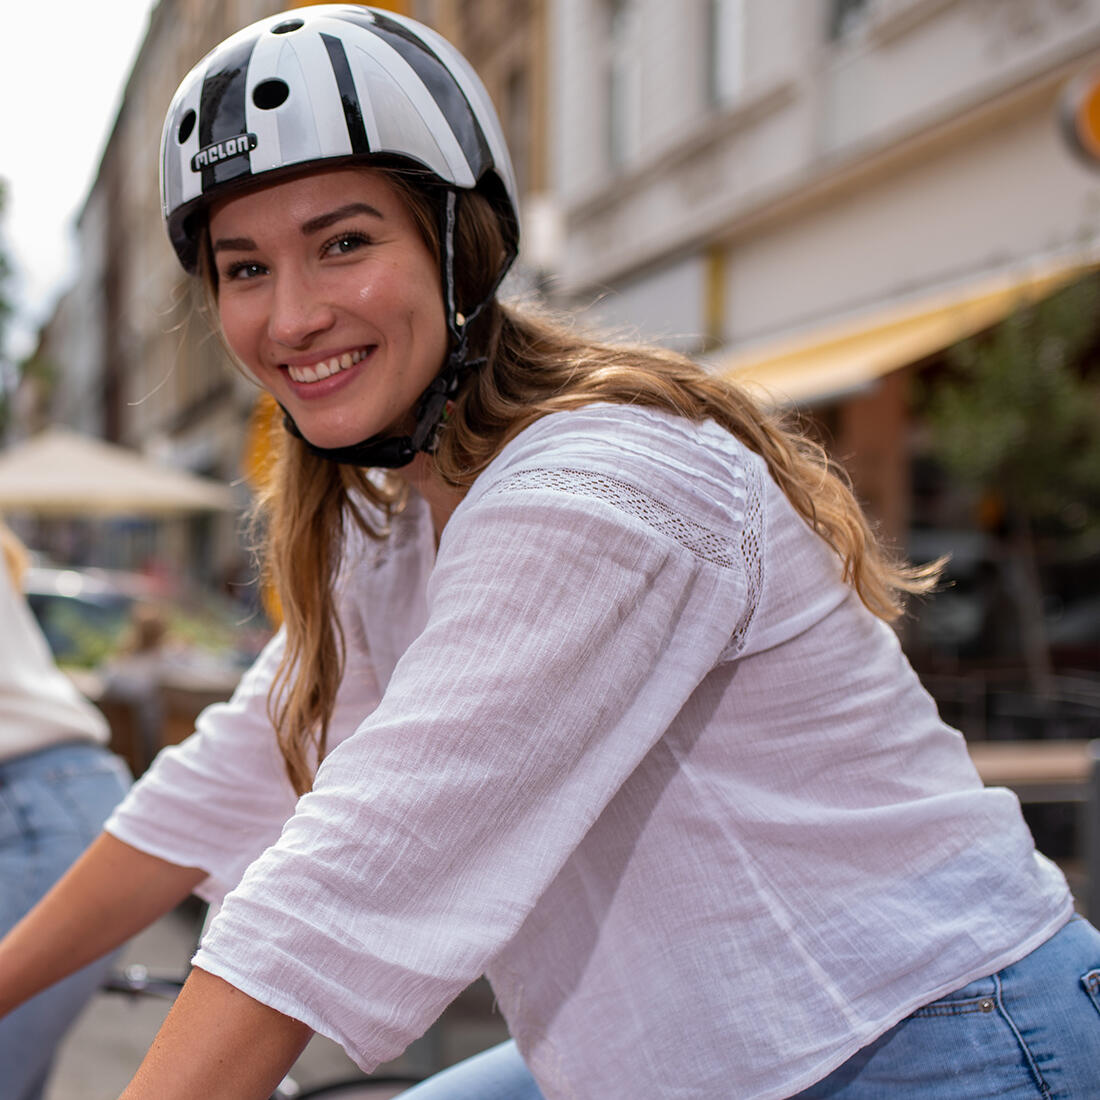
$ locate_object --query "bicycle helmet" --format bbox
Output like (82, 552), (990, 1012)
(160, 5), (520, 467)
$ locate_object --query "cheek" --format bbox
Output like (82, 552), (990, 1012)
(412, 281), (448, 348)
(217, 298), (258, 362)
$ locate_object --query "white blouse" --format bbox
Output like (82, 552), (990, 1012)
(1, 559), (108, 763)
(106, 404), (1071, 1099)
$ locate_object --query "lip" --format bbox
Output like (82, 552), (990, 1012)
(280, 345), (375, 398)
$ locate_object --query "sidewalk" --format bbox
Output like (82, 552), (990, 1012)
(47, 903), (508, 1097)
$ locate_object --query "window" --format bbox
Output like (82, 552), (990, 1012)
(828, 0), (871, 40)
(605, 0), (642, 167)
(707, 0), (746, 107)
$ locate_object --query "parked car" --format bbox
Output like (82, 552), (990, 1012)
(23, 565), (144, 667)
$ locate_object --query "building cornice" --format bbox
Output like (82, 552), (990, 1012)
(566, 75), (799, 225)
(560, 22), (1100, 297)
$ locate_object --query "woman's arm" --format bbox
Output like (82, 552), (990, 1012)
(115, 412), (753, 1078)
(182, 421), (753, 1070)
(0, 832), (205, 1018)
(103, 625), (379, 903)
(120, 967), (312, 1100)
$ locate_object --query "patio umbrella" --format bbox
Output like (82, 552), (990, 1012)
(0, 428), (238, 517)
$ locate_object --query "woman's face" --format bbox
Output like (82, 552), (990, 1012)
(209, 167), (448, 454)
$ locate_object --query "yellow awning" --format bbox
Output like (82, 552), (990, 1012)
(717, 257), (1095, 406)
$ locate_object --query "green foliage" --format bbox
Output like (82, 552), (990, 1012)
(39, 599), (133, 670)
(164, 600), (252, 659)
(49, 597), (260, 672)
(924, 275), (1100, 535)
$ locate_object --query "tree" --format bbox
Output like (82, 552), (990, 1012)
(922, 274), (1100, 693)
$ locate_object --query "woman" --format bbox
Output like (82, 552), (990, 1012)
(0, 522), (131, 1100)
(0, 8), (1097, 1098)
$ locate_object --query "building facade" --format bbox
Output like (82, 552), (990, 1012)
(552, 0), (1100, 542)
(28, 0), (1100, 580)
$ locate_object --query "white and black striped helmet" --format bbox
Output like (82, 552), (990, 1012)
(160, 4), (519, 275)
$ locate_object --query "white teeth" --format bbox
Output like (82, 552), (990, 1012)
(286, 348), (368, 383)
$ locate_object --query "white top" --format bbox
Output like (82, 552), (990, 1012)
(0, 559), (109, 762)
(106, 404), (1071, 1099)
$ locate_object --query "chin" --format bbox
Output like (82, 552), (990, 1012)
(305, 429), (375, 451)
(295, 413), (409, 453)
(285, 395), (414, 451)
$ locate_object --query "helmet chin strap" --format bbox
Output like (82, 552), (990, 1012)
(280, 189), (500, 470)
(280, 337), (480, 469)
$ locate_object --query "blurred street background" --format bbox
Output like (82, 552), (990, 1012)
(3, 0), (1100, 1093)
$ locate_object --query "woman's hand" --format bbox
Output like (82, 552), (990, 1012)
(119, 967), (313, 1100)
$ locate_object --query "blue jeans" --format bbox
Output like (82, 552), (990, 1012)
(794, 914), (1100, 1098)
(0, 741), (131, 1100)
(396, 1040), (543, 1100)
(399, 915), (1100, 1099)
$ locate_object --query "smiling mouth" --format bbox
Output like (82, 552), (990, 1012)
(285, 347), (370, 384)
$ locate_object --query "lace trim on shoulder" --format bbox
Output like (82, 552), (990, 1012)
(490, 463), (766, 657)
(726, 460), (764, 658)
(490, 467), (736, 569)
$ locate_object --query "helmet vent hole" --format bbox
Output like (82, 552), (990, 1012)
(177, 109), (196, 144)
(253, 79), (290, 110)
(271, 19), (303, 34)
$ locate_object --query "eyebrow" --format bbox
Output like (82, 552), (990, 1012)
(301, 202), (385, 236)
(211, 236), (257, 254)
(211, 202), (386, 254)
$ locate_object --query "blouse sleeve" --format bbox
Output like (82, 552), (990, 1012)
(104, 623), (385, 904)
(192, 411), (756, 1068)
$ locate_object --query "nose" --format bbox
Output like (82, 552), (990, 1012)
(266, 270), (336, 349)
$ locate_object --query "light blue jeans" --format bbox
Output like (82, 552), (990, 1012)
(398, 914), (1100, 1098)
(794, 914), (1100, 1098)
(0, 741), (131, 1100)
(396, 1040), (543, 1100)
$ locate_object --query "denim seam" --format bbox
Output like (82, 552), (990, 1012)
(0, 782), (34, 842)
(0, 783), (48, 912)
(991, 972), (1052, 1099)
(912, 997), (995, 1017)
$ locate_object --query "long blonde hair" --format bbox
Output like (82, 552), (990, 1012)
(209, 169), (939, 795)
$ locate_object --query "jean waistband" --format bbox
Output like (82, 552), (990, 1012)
(0, 739), (111, 781)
